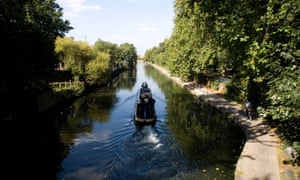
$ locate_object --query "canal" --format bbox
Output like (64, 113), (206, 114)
(51, 62), (244, 179)
(5, 62), (244, 179)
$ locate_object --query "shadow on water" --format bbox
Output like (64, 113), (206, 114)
(2, 62), (245, 180)
(143, 64), (246, 179)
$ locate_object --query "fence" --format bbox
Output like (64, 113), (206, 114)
(49, 81), (84, 91)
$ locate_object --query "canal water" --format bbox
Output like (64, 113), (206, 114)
(52, 62), (245, 179)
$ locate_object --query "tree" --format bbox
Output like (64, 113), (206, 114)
(93, 39), (119, 67)
(85, 52), (112, 86)
(0, 0), (72, 89)
(119, 43), (137, 69)
(251, 0), (300, 140)
(55, 37), (93, 80)
(145, 0), (300, 141)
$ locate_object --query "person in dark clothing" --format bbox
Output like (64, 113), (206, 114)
(139, 82), (152, 102)
(245, 100), (253, 120)
(136, 82), (156, 118)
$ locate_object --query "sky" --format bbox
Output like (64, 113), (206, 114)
(56, 0), (175, 56)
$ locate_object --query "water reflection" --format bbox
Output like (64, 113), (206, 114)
(144, 64), (245, 178)
(55, 62), (244, 180)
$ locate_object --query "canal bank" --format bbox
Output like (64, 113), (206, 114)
(148, 62), (281, 180)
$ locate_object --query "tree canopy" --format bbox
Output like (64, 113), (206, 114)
(145, 0), (300, 142)
(0, 0), (72, 89)
(55, 37), (138, 87)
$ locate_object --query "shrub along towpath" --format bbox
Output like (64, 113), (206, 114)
(148, 62), (281, 180)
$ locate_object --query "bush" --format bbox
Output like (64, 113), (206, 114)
(225, 80), (242, 102)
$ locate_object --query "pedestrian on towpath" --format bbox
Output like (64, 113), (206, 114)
(245, 100), (253, 120)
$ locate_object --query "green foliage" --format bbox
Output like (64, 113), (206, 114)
(93, 39), (118, 64)
(262, 73), (300, 120)
(93, 39), (138, 70)
(85, 52), (112, 86)
(252, 0), (300, 141)
(225, 79), (243, 102)
(293, 142), (300, 155)
(0, 0), (72, 89)
(55, 37), (138, 87)
(145, 0), (300, 141)
(208, 78), (219, 91)
(119, 43), (138, 69)
(55, 37), (93, 78)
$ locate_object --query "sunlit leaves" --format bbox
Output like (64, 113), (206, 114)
(85, 52), (111, 86)
(143, 0), (300, 142)
(254, 1), (300, 138)
(55, 37), (93, 77)
(119, 43), (138, 69)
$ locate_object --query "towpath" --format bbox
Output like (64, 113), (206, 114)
(149, 62), (281, 180)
